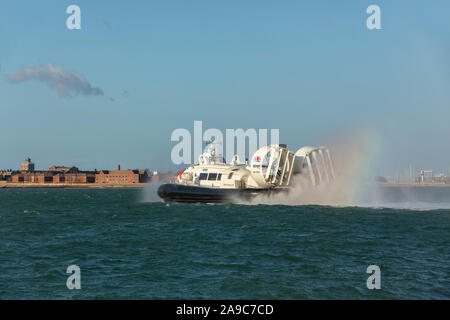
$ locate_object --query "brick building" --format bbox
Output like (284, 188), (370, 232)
(48, 165), (73, 172)
(12, 171), (54, 183)
(50, 166), (96, 183)
(21, 157), (35, 172)
(10, 158), (150, 185)
(53, 172), (96, 184)
(12, 163), (96, 184)
(0, 170), (13, 181)
(96, 167), (149, 184)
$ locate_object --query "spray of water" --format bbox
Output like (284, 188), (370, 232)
(235, 131), (381, 207)
(140, 183), (163, 203)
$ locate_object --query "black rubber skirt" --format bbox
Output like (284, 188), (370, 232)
(157, 183), (283, 203)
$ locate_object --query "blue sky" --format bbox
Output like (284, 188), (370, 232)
(1, 0), (449, 176)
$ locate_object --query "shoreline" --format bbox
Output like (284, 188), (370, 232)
(376, 182), (450, 188)
(0, 182), (150, 189)
(1, 182), (449, 189)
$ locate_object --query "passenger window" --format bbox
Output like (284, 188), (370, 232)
(217, 173), (222, 181)
(228, 173), (233, 179)
(199, 173), (208, 180)
(208, 173), (217, 180)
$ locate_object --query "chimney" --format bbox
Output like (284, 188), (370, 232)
(118, 164), (121, 171)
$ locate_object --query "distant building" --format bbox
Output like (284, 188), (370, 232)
(53, 172), (96, 184)
(96, 166), (149, 184)
(9, 158), (153, 185)
(12, 171), (53, 183)
(12, 160), (96, 184)
(0, 170), (13, 181)
(150, 171), (177, 184)
(12, 170), (96, 184)
(374, 176), (388, 183)
(21, 157), (35, 172)
(48, 165), (75, 172)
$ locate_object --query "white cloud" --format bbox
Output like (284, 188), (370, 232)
(6, 63), (103, 97)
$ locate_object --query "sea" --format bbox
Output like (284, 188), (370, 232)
(0, 186), (448, 299)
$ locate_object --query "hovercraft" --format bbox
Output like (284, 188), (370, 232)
(157, 142), (335, 203)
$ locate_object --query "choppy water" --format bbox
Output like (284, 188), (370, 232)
(0, 187), (448, 299)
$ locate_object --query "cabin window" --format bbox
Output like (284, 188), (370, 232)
(208, 173), (217, 180)
(199, 173), (208, 180)
(228, 172), (233, 179)
(217, 173), (222, 181)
